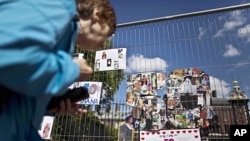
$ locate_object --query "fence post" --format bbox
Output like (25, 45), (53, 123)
(228, 80), (249, 125)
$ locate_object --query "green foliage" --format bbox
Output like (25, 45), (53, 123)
(51, 40), (124, 141)
(74, 40), (125, 102)
(51, 111), (118, 141)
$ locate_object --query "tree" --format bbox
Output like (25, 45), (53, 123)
(75, 40), (124, 112)
(51, 40), (125, 141)
(52, 110), (118, 141)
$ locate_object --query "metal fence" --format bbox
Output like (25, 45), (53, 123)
(50, 3), (250, 141)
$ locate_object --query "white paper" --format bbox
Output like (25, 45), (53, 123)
(94, 48), (127, 71)
(69, 81), (103, 105)
(140, 129), (201, 141)
(38, 116), (55, 140)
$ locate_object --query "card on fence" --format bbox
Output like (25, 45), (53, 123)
(38, 116), (55, 140)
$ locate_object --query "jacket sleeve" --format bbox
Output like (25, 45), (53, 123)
(0, 0), (80, 97)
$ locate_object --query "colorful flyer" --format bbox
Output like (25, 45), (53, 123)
(69, 81), (103, 105)
(140, 129), (201, 141)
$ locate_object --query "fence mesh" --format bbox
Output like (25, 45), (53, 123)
(50, 4), (250, 141)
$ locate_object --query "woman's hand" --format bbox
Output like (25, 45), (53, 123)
(74, 59), (93, 81)
(50, 98), (87, 116)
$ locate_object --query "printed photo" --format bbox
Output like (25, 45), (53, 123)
(94, 48), (127, 71)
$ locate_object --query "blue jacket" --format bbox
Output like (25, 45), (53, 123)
(0, 0), (80, 140)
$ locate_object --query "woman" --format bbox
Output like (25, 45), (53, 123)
(0, 0), (116, 140)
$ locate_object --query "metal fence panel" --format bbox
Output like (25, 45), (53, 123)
(50, 4), (250, 141)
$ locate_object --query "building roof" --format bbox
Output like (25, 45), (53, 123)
(211, 98), (231, 106)
(95, 110), (132, 120)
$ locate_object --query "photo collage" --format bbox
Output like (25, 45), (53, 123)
(164, 68), (213, 129)
(125, 68), (214, 130)
(126, 72), (167, 130)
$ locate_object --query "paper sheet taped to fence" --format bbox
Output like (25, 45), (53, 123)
(94, 48), (127, 71)
(69, 81), (102, 105)
(140, 128), (201, 141)
(38, 116), (55, 140)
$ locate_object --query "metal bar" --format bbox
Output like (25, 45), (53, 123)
(117, 3), (250, 27)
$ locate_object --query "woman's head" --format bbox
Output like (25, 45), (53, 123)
(126, 93), (134, 105)
(125, 115), (133, 123)
(76, 0), (116, 50)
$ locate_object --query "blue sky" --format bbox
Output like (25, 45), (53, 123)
(109, 0), (250, 24)
(108, 0), (250, 102)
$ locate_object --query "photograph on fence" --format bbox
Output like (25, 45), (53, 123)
(38, 116), (55, 140)
(163, 68), (214, 130)
(69, 81), (103, 105)
(125, 72), (168, 129)
(94, 48), (127, 71)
